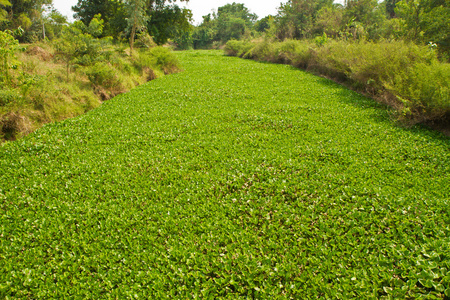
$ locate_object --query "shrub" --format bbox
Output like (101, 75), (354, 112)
(224, 40), (253, 57)
(85, 62), (121, 89)
(146, 46), (181, 75)
(275, 40), (311, 66)
(84, 62), (125, 100)
(0, 30), (21, 84)
(245, 41), (276, 61)
(135, 32), (157, 49)
(387, 62), (450, 122)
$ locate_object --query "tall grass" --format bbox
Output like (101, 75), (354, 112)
(225, 39), (450, 125)
(0, 44), (181, 141)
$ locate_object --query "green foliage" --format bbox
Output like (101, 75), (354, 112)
(314, 32), (329, 46)
(192, 15), (216, 49)
(85, 62), (122, 89)
(172, 28), (194, 50)
(145, 46), (181, 74)
(315, 5), (344, 38)
(134, 31), (156, 49)
(0, 87), (20, 106)
(214, 2), (257, 42)
(125, 0), (148, 56)
(224, 39), (254, 57)
(73, 0), (128, 38)
(254, 15), (273, 33)
(0, 29), (21, 84)
(1, 29), (181, 140)
(192, 3), (258, 48)
(147, 4), (192, 45)
(53, 15), (110, 78)
(343, 0), (387, 40)
(275, 0), (334, 40)
(72, 0), (192, 45)
(387, 62), (450, 122)
(0, 0), (11, 22)
(0, 0), (55, 42)
(395, 0), (450, 56)
(0, 50), (449, 298)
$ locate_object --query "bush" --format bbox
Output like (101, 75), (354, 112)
(387, 62), (450, 122)
(146, 46), (181, 75)
(85, 62), (121, 89)
(1, 37), (182, 142)
(135, 32), (157, 49)
(245, 41), (276, 61)
(224, 40), (253, 57)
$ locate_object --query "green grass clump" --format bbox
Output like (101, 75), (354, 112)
(224, 39), (255, 57)
(225, 39), (450, 125)
(1, 50), (449, 298)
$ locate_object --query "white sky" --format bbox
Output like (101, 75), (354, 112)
(52, 0), (344, 25)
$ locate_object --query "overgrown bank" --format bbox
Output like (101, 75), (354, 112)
(225, 39), (450, 127)
(0, 26), (181, 142)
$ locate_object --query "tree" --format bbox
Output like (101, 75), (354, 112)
(0, 0), (11, 23)
(343, 0), (386, 40)
(73, 0), (191, 44)
(125, 0), (147, 57)
(54, 14), (107, 79)
(44, 8), (68, 39)
(216, 2), (257, 26)
(255, 15), (273, 33)
(0, 29), (21, 84)
(213, 3), (257, 42)
(1, 0), (52, 41)
(191, 2), (257, 46)
(275, 0), (334, 40)
(146, 4), (192, 45)
(192, 14), (216, 49)
(385, 0), (401, 18)
(73, 0), (127, 38)
(396, 0), (450, 55)
(315, 5), (344, 38)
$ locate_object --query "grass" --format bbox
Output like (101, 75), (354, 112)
(1, 50), (449, 298)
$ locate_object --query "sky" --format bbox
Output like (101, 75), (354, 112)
(52, 0), (283, 24)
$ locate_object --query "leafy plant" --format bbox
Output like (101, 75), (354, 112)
(0, 50), (448, 298)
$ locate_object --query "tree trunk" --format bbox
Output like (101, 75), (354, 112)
(130, 23), (136, 58)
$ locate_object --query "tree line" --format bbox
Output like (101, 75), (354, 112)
(188, 0), (448, 59)
(0, 0), (448, 57)
(0, 0), (191, 49)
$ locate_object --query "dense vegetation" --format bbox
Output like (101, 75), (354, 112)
(1, 0), (449, 136)
(0, 0), (191, 46)
(1, 50), (449, 298)
(0, 0), (188, 141)
(0, 18), (181, 141)
(184, 0), (449, 58)
(186, 0), (449, 126)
